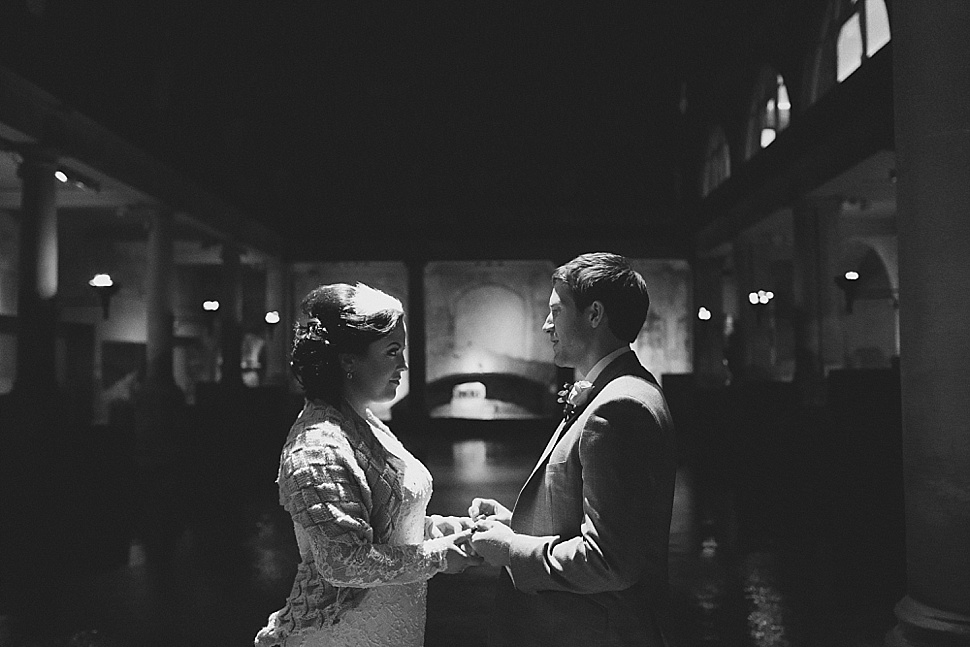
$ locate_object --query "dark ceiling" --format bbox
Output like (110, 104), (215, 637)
(0, 1), (791, 258)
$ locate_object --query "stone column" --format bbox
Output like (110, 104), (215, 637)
(12, 147), (60, 403)
(263, 258), (290, 387)
(887, 2), (970, 645)
(219, 243), (243, 389)
(144, 209), (176, 391)
(405, 259), (428, 423)
(132, 209), (185, 564)
(732, 238), (773, 381)
(692, 257), (728, 389)
(134, 208), (183, 463)
(792, 196), (842, 408)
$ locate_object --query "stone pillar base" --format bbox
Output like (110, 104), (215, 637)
(886, 596), (970, 647)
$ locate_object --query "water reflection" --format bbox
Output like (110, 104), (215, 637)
(452, 439), (489, 481)
(741, 553), (793, 647)
(9, 435), (889, 647)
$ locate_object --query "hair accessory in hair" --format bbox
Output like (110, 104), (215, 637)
(306, 318), (330, 346)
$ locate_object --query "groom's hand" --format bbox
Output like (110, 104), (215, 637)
(469, 519), (513, 567)
(437, 530), (484, 574)
(468, 497), (512, 526)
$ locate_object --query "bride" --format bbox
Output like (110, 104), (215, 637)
(255, 283), (480, 647)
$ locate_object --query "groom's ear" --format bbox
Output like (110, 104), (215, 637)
(587, 300), (606, 329)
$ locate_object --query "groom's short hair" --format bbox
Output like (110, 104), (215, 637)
(552, 252), (650, 343)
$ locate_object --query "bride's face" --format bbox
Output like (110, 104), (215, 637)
(343, 320), (408, 406)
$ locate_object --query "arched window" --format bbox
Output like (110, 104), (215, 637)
(837, 0), (891, 81)
(808, 0), (891, 103)
(745, 68), (791, 160)
(701, 126), (731, 197)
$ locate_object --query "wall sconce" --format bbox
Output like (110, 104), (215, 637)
(834, 271), (860, 314)
(55, 166), (101, 192)
(202, 299), (220, 332)
(697, 306), (712, 321)
(89, 273), (119, 320)
(747, 290), (774, 324)
(264, 310), (281, 336)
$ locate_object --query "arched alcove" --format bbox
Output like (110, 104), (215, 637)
(837, 242), (898, 367)
(453, 283), (528, 370)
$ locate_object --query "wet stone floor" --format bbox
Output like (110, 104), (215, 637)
(2, 436), (902, 647)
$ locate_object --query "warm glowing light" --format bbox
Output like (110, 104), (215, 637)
(55, 170), (69, 183)
(750, 290), (774, 305)
(88, 273), (114, 288)
(698, 307), (712, 321)
(760, 128), (776, 147)
(844, 271), (859, 281)
(264, 310), (280, 325)
(203, 300), (220, 312)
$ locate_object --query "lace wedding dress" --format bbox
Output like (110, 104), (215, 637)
(256, 403), (439, 647)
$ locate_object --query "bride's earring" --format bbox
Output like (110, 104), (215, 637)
(346, 371), (354, 380)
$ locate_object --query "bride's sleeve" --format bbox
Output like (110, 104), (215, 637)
(280, 433), (447, 588)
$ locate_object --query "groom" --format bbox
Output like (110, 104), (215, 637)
(469, 252), (677, 647)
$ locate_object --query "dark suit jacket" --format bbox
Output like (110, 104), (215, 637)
(489, 351), (677, 647)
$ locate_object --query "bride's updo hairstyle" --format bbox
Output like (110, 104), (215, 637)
(291, 282), (405, 406)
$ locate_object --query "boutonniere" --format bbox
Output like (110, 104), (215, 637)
(557, 380), (594, 420)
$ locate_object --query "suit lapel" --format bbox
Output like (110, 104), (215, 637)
(524, 412), (573, 487)
(517, 351), (650, 497)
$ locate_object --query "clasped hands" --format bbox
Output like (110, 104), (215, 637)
(427, 497), (515, 574)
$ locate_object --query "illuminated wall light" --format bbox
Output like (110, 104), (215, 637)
(88, 273), (114, 288)
(264, 310), (281, 325)
(748, 290), (774, 323)
(88, 273), (119, 319)
(835, 272), (860, 313)
(697, 306), (712, 321)
(202, 299), (221, 333)
(761, 128), (776, 147)
(53, 167), (101, 192)
(749, 290), (774, 305)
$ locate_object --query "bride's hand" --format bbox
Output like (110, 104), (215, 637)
(426, 514), (471, 539)
(433, 531), (484, 574)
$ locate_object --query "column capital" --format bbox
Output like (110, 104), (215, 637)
(16, 145), (59, 174)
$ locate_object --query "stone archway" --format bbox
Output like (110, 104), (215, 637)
(452, 284), (528, 373)
(836, 242), (898, 367)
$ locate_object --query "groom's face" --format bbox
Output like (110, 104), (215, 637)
(543, 282), (592, 368)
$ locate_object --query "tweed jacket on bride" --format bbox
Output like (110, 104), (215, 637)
(255, 399), (445, 646)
